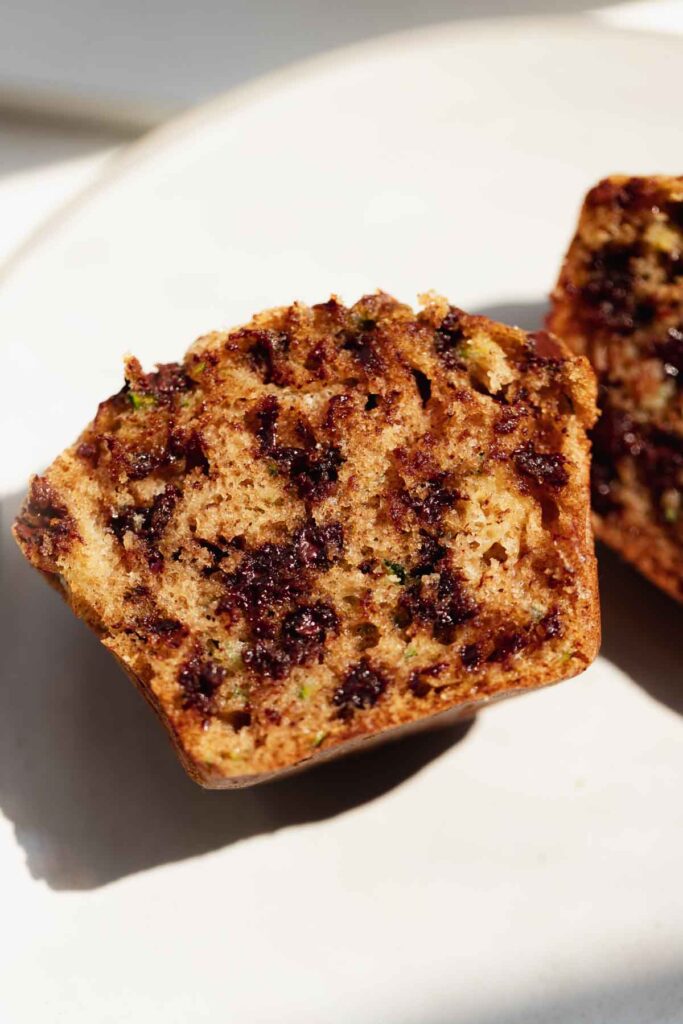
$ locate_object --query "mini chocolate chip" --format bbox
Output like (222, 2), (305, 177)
(514, 443), (568, 489)
(333, 657), (387, 715)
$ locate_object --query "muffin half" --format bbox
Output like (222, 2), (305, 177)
(15, 293), (599, 786)
(549, 175), (683, 601)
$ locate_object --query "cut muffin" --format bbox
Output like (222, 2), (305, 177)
(14, 293), (599, 787)
(549, 175), (683, 601)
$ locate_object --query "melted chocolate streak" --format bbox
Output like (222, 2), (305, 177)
(215, 520), (344, 681)
(253, 396), (343, 503)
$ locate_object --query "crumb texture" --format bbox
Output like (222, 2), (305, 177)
(15, 293), (599, 786)
(549, 175), (683, 600)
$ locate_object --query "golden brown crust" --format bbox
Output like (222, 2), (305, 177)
(14, 293), (600, 786)
(549, 175), (683, 601)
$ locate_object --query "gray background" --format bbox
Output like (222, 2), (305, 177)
(1, 0), (626, 117)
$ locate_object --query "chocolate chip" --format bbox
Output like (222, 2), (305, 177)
(342, 321), (383, 373)
(579, 245), (654, 333)
(333, 658), (387, 715)
(126, 360), (195, 406)
(398, 473), (461, 527)
(653, 325), (683, 381)
(460, 642), (482, 670)
(539, 609), (562, 640)
(14, 476), (78, 571)
(178, 654), (226, 715)
(109, 484), (180, 571)
(488, 631), (526, 663)
(245, 329), (291, 385)
(218, 521), (343, 680)
(434, 308), (466, 367)
(399, 568), (477, 644)
(514, 443), (568, 489)
(250, 396), (344, 503)
(411, 367), (432, 406)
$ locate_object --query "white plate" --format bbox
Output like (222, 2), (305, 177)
(1, 16), (682, 1024)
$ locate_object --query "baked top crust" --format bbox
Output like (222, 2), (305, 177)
(15, 292), (599, 786)
(549, 175), (683, 601)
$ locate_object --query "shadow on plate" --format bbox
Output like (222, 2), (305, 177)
(597, 543), (683, 716)
(423, 963), (683, 1024)
(473, 297), (547, 332)
(0, 490), (472, 891)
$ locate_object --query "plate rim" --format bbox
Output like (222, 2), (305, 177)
(1, 11), (681, 289)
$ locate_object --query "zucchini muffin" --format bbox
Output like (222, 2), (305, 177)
(14, 293), (599, 787)
(549, 175), (683, 600)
